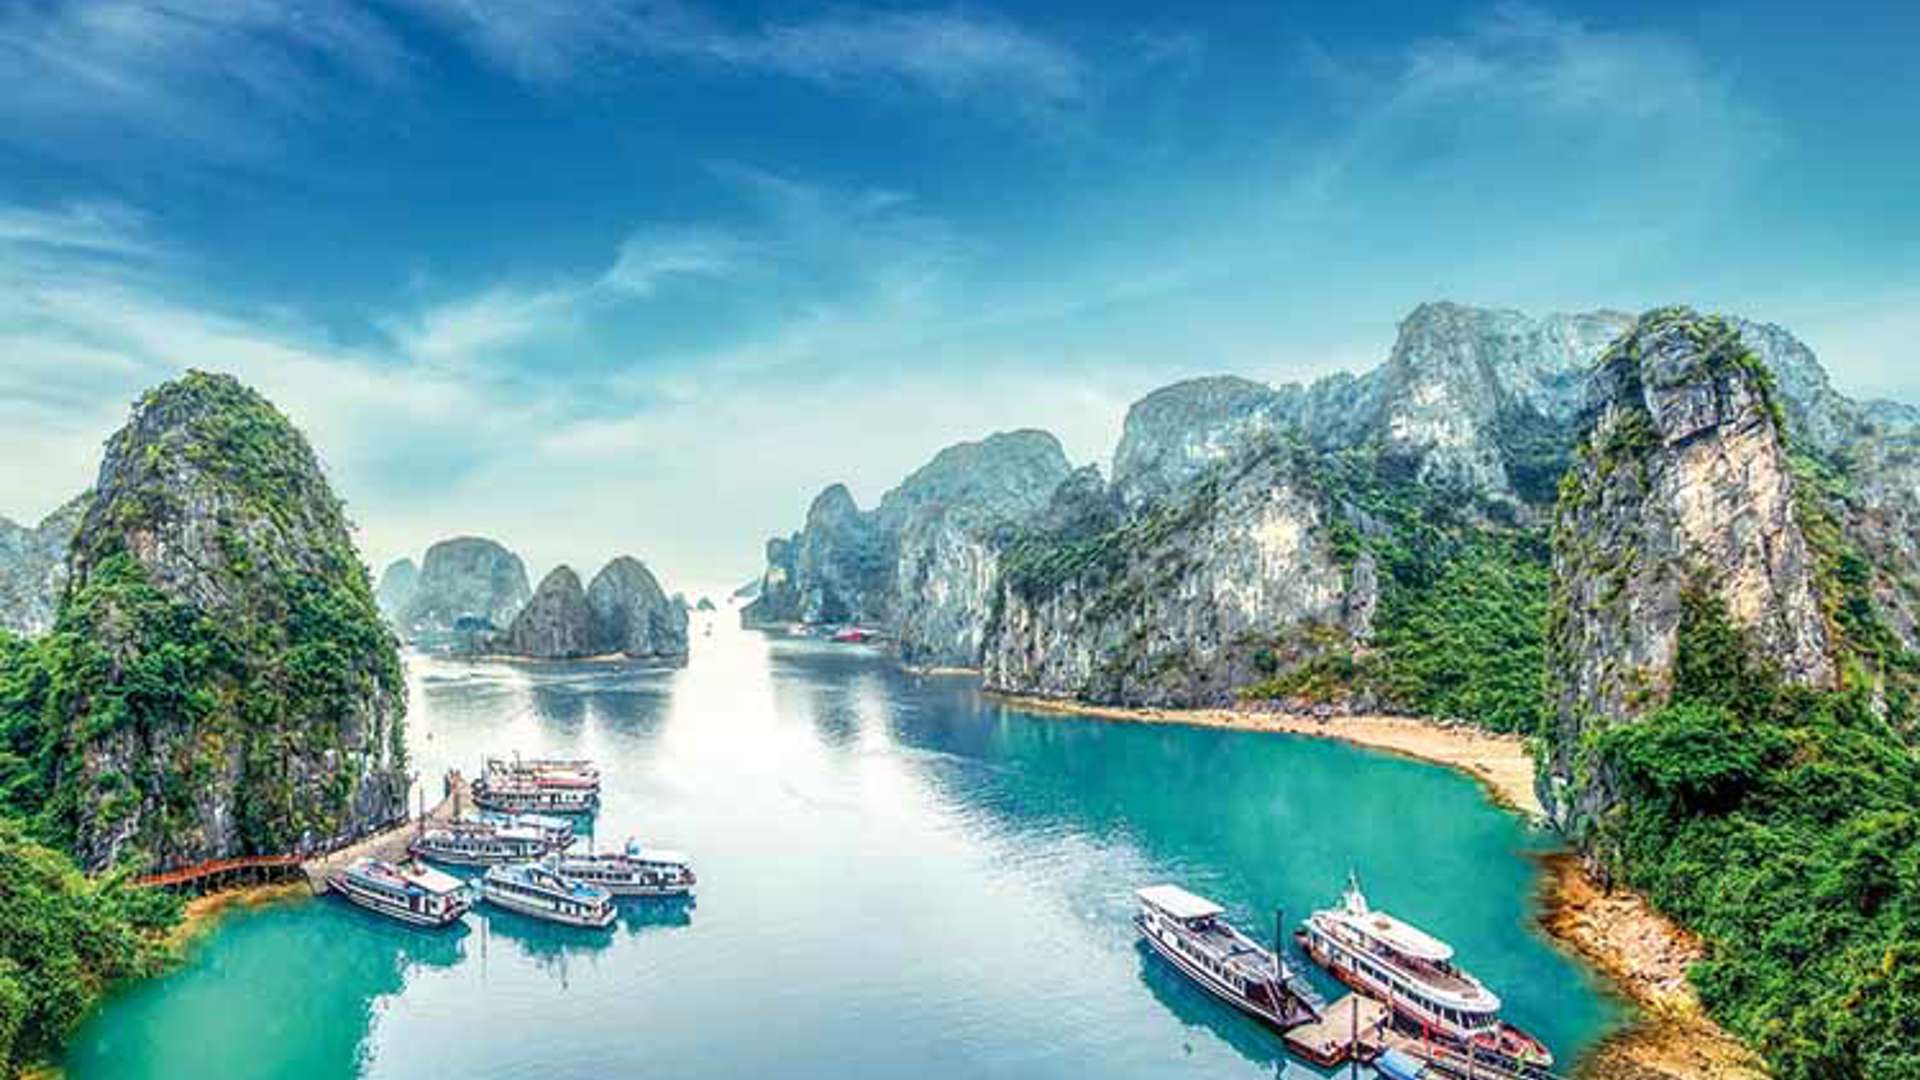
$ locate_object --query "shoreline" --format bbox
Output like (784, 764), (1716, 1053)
(1539, 854), (1767, 1079)
(167, 880), (313, 951)
(986, 689), (1767, 1079)
(985, 691), (1544, 818)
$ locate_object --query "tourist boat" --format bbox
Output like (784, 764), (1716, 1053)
(1297, 874), (1553, 1070)
(1134, 885), (1322, 1031)
(473, 809), (577, 850)
(471, 772), (600, 814)
(480, 862), (617, 928)
(548, 839), (696, 897)
(327, 858), (474, 928)
(484, 755), (600, 792)
(409, 818), (555, 866)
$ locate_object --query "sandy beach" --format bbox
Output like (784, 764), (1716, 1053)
(986, 692), (1545, 818)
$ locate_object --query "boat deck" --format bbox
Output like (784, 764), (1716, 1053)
(1379, 1028), (1567, 1080)
(1282, 993), (1388, 1066)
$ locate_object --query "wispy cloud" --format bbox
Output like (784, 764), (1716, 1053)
(0, 201), (156, 258)
(0, 0), (411, 158)
(390, 225), (750, 368)
(394, 0), (1084, 117)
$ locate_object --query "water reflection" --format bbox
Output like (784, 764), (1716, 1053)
(68, 617), (1614, 1080)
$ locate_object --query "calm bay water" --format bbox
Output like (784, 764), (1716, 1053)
(67, 610), (1621, 1078)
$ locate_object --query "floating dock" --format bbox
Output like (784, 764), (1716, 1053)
(1282, 992), (1389, 1065)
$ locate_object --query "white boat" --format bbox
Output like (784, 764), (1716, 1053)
(1298, 874), (1553, 1069)
(481, 862), (617, 928)
(327, 858), (474, 928)
(470, 773), (599, 814)
(548, 839), (696, 897)
(485, 755), (599, 792)
(472, 809), (577, 850)
(409, 819), (554, 866)
(1134, 885), (1321, 1031)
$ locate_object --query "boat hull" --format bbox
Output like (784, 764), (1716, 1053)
(328, 874), (470, 928)
(482, 884), (617, 928)
(1135, 915), (1299, 1030)
(1297, 929), (1553, 1073)
(407, 842), (547, 867)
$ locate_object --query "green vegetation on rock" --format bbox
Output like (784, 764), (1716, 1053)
(0, 818), (179, 1073)
(1595, 589), (1920, 1077)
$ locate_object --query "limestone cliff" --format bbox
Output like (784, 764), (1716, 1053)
(1543, 309), (1834, 830)
(0, 492), (89, 636)
(1108, 304), (1634, 511)
(744, 430), (1071, 665)
(504, 566), (597, 659)
(49, 372), (407, 871)
(586, 556), (689, 664)
(401, 536), (530, 636)
(985, 441), (1369, 705)
(374, 557), (418, 623)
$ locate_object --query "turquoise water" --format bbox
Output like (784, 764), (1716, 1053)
(67, 613), (1620, 1078)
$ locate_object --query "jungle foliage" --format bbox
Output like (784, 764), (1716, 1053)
(1596, 590), (1920, 1078)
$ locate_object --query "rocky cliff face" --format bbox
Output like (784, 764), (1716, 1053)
(744, 430), (1071, 665)
(504, 566), (597, 659)
(401, 536), (530, 635)
(1543, 309), (1836, 830)
(374, 557), (417, 623)
(1107, 304), (1633, 511)
(0, 492), (89, 636)
(984, 441), (1369, 705)
(586, 556), (689, 663)
(51, 372), (406, 870)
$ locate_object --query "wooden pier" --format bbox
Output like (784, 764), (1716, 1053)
(301, 771), (470, 892)
(1282, 993), (1389, 1066)
(134, 771), (471, 897)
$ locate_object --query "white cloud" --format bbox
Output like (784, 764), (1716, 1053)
(393, 0), (1083, 116)
(0, 0), (411, 157)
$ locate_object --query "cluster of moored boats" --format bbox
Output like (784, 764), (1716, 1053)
(1136, 873), (1555, 1079)
(328, 756), (695, 931)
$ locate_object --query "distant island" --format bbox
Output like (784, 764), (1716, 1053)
(374, 541), (688, 666)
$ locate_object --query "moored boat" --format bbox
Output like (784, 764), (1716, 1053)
(409, 818), (555, 866)
(549, 839), (696, 897)
(327, 858), (474, 928)
(486, 755), (599, 791)
(1297, 874), (1553, 1071)
(481, 862), (617, 928)
(473, 809), (577, 850)
(1134, 884), (1322, 1031)
(471, 773), (600, 814)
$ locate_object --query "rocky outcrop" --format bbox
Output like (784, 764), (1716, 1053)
(1107, 304), (1633, 510)
(52, 372), (406, 871)
(1543, 309), (1835, 831)
(374, 557), (417, 623)
(984, 441), (1371, 705)
(0, 492), (89, 636)
(401, 536), (530, 635)
(586, 556), (688, 663)
(504, 566), (597, 659)
(744, 430), (1072, 665)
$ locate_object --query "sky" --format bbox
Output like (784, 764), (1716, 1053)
(2, 0), (1917, 590)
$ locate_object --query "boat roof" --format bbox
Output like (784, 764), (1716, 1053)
(623, 839), (688, 863)
(363, 859), (465, 895)
(1326, 905), (1455, 963)
(1136, 884), (1224, 921)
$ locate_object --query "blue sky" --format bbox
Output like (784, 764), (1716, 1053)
(3, 0), (1916, 589)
